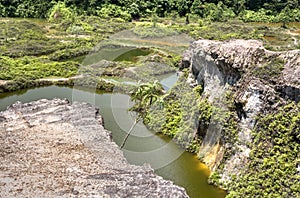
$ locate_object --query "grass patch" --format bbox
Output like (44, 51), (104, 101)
(0, 56), (79, 80)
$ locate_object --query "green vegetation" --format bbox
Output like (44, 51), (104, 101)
(0, 55), (79, 92)
(48, 2), (75, 23)
(227, 103), (300, 197)
(133, 25), (178, 38)
(130, 80), (164, 111)
(138, 75), (203, 152)
(0, 0), (299, 24)
(0, 16), (132, 92)
(251, 57), (284, 83)
(0, 2), (299, 197)
(0, 56), (78, 80)
(131, 72), (239, 155)
(129, 61), (299, 198)
(0, 17), (130, 58)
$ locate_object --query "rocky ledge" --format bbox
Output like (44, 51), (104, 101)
(0, 99), (188, 197)
(182, 39), (299, 103)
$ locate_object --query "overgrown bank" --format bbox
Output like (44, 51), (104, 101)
(225, 103), (300, 197)
(181, 40), (299, 197)
(136, 77), (299, 198)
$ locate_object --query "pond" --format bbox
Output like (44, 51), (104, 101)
(67, 46), (151, 64)
(0, 82), (226, 198)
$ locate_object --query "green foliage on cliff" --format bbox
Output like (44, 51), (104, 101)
(140, 75), (202, 152)
(252, 57), (284, 83)
(226, 102), (300, 198)
(138, 73), (239, 155)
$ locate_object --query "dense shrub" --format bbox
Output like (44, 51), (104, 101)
(96, 4), (131, 21)
(227, 103), (300, 197)
(240, 7), (300, 23)
(48, 2), (75, 22)
(192, 2), (235, 22)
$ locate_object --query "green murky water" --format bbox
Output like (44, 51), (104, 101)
(67, 47), (151, 64)
(114, 48), (151, 62)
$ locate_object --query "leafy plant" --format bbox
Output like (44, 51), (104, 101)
(96, 4), (131, 21)
(48, 2), (75, 23)
(130, 80), (164, 111)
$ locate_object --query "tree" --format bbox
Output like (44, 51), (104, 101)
(48, 2), (75, 22)
(276, 5), (300, 28)
(223, 0), (246, 15)
(245, 0), (265, 11)
(191, 0), (202, 16)
(122, 81), (164, 149)
(199, 2), (235, 22)
(277, 6), (290, 28)
(130, 80), (164, 110)
(175, 0), (194, 17)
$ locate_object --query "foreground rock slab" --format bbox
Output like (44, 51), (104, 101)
(0, 98), (188, 198)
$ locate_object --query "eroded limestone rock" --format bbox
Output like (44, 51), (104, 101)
(0, 98), (188, 198)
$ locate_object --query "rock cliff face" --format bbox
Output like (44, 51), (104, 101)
(0, 99), (188, 197)
(181, 39), (299, 182)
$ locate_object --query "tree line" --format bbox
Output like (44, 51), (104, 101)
(0, 0), (299, 22)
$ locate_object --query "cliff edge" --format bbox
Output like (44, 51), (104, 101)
(181, 39), (299, 184)
(0, 98), (188, 197)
